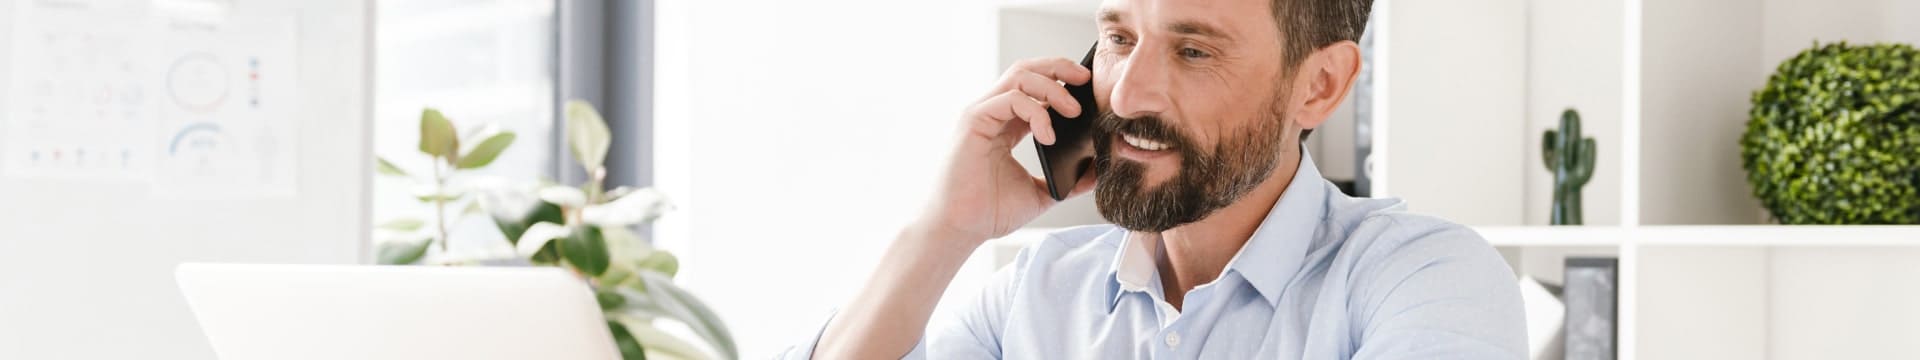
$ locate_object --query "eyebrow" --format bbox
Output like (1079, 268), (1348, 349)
(1096, 9), (1234, 41)
(1170, 21), (1230, 40)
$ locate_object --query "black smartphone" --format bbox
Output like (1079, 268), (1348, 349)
(1034, 43), (1100, 201)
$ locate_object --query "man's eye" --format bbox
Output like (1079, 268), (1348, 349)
(1107, 34), (1133, 46)
(1179, 47), (1211, 59)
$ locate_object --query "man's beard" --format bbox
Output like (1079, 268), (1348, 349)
(1091, 105), (1290, 232)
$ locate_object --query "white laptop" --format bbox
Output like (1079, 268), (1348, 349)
(176, 263), (620, 360)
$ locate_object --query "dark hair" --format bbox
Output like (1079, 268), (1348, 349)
(1273, 0), (1374, 67)
(1275, 0), (1373, 141)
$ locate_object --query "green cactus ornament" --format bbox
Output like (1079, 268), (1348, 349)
(1542, 109), (1596, 225)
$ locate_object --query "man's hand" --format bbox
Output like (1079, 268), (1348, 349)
(918, 57), (1099, 246)
(808, 57), (1097, 359)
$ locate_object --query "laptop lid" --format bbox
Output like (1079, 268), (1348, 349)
(176, 263), (619, 360)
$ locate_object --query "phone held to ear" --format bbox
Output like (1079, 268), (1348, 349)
(1034, 43), (1100, 201)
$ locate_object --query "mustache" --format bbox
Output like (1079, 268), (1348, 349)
(1095, 112), (1197, 151)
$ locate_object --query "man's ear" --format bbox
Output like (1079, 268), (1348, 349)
(1280, 41), (1363, 131)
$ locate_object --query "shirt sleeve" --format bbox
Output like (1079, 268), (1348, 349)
(1346, 216), (1530, 360)
(773, 243), (1034, 359)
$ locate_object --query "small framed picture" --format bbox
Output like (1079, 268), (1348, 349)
(1564, 257), (1618, 360)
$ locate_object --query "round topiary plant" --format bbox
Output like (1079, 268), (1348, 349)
(1742, 42), (1920, 224)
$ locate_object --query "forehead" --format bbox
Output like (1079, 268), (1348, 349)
(1097, 0), (1278, 39)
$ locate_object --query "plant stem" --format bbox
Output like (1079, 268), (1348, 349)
(434, 162), (450, 252)
(587, 167), (607, 204)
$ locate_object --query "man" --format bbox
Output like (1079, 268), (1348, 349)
(784, 0), (1525, 358)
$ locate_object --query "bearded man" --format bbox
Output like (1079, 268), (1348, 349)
(784, 0), (1526, 358)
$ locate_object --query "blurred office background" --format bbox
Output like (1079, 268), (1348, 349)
(4, 0), (1920, 359)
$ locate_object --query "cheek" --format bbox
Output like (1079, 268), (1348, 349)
(1171, 98), (1244, 148)
(1092, 56), (1123, 114)
(1167, 75), (1252, 145)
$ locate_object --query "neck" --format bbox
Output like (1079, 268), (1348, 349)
(1152, 148), (1302, 310)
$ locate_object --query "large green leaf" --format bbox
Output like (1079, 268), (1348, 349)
(413, 192), (464, 203)
(495, 201), (565, 245)
(529, 241), (561, 265)
(583, 188), (673, 227)
(376, 157), (409, 177)
(598, 261), (638, 292)
(601, 226), (653, 260)
(565, 100), (612, 171)
(636, 251), (680, 279)
(461, 201), (485, 216)
(611, 314), (714, 360)
(596, 288), (628, 311)
(515, 222), (572, 256)
(375, 238), (431, 265)
(539, 186), (590, 209)
(419, 109), (460, 160)
(376, 218), (426, 232)
(561, 226), (611, 276)
(455, 132), (517, 169)
(636, 272), (736, 360)
(607, 320), (649, 360)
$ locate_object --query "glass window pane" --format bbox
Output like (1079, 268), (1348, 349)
(372, 0), (555, 253)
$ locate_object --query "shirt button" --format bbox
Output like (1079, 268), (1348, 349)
(1165, 332), (1182, 348)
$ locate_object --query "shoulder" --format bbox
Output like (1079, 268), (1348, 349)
(991, 224), (1125, 295)
(1003, 224), (1124, 271)
(1322, 206), (1517, 315)
(1322, 198), (1502, 275)
(1326, 211), (1528, 357)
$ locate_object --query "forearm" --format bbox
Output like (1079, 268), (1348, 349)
(812, 223), (983, 359)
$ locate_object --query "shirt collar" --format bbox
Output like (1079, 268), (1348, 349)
(1106, 149), (1330, 310)
(1106, 230), (1161, 311)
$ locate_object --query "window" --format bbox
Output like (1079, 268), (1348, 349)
(372, 0), (557, 250)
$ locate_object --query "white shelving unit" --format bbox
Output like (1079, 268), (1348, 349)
(1486, 226), (1920, 359)
(989, 0), (1920, 359)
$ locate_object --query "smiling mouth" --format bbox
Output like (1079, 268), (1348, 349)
(1120, 133), (1173, 151)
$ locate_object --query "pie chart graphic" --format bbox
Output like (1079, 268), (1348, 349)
(166, 52), (230, 113)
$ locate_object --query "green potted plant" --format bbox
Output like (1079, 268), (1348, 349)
(1743, 42), (1920, 224)
(374, 101), (735, 360)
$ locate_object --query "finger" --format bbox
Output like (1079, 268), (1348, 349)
(970, 90), (1053, 144)
(1014, 57), (1092, 86)
(986, 57), (1093, 97)
(1015, 97), (1054, 145)
(1010, 70), (1082, 118)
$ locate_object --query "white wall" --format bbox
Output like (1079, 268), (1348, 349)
(1379, 0), (1529, 225)
(1770, 247), (1920, 359)
(1635, 247), (1769, 360)
(0, 1), (371, 359)
(1761, 0), (1920, 66)
(652, 0), (1001, 357)
(1637, 0), (1766, 225)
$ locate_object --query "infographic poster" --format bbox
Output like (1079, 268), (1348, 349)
(2, 0), (298, 199)
(149, 16), (299, 199)
(2, 5), (156, 182)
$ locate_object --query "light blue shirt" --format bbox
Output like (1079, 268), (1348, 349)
(783, 153), (1527, 359)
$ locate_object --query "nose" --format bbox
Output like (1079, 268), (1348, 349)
(1107, 48), (1172, 119)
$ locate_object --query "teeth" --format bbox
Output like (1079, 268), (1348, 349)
(1121, 133), (1170, 151)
